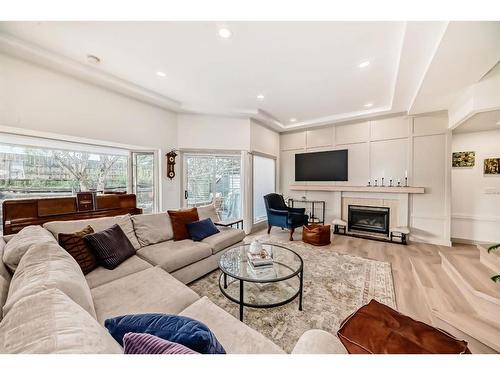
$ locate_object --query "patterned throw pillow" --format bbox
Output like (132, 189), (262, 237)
(84, 224), (136, 270)
(123, 332), (197, 354)
(167, 208), (199, 241)
(58, 225), (97, 274)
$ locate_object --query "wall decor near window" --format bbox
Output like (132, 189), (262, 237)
(484, 158), (500, 175)
(166, 150), (177, 179)
(452, 151), (475, 168)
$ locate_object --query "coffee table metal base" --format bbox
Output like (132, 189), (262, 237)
(218, 271), (303, 321)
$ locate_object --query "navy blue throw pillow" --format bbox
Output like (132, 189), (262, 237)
(104, 314), (226, 354)
(186, 218), (220, 241)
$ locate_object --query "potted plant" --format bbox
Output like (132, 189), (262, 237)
(488, 243), (500, 282)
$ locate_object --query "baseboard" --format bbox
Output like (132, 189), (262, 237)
(451, 237), (486, 245)
(409, 235), (452, 247)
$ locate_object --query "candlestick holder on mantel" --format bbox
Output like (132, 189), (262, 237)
(367, 176), (410, 188)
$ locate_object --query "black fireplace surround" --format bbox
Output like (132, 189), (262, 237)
(348, 205), (390, 236)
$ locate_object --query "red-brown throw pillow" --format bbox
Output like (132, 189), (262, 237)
(167, 208), (199, 241)
(337, 299), (470, 354)
(58, 225), (97, 275)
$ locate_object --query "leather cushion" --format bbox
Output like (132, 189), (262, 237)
(337, 299), (470, 354)
(85, 224), (135, 270)
(105, 313), (225, 354)
(58, 225), (97, 274)
(168, 208), (199, 241)
(302, 224), (331, 246)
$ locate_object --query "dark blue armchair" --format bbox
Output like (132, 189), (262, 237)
(263, 193), (309, 241)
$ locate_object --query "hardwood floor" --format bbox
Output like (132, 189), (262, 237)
(246, 228), (500, 354)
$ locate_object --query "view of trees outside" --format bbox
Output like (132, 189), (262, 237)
(0, 142), (129, 231)
(133, 153), (155, 214)
(185, 154), (241, 220)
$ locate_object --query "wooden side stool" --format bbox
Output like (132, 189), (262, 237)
(332, 219), (347, 234)
(390, 227), (410, 245)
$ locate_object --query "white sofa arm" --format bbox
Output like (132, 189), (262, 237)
(292, 329), (348, 354)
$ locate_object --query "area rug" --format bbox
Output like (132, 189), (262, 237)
(189, 237), (396, 353)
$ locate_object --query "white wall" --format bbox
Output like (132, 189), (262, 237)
(177, 116), (280, 232)
(452, 130), (500, 243)
(177, 114), (250, 151)
(0, 53), (180, 210)
(280, 113), (452, 246)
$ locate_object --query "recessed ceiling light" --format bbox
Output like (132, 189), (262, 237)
(86, 54), (100, 64)
(218, 27), (232, 39)
(290, 118), (297, 123)
(358, 60), (370, 68)
(364, 103), (373, 108)
(156, 71), (166, 77)
(256, 94), (265, 101)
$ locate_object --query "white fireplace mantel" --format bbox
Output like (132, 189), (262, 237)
(289, 184), (425, 229)
(289, 184), (425, 194)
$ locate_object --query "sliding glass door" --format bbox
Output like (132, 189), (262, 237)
(184, 153), (241, 220)
(132, 152), (156, 214)
(253, 154), (276, 224)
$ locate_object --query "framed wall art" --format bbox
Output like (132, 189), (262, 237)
(452, 151), (475, 168)
(484, 158), (500, 175)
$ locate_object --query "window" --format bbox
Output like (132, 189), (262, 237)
(253, 154), (276, 224)
(0, 134), (159, 232)
(132, 152), (156, 214)
(184, 153), (241, 220)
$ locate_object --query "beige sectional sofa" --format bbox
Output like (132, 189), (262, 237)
(0, 208), (345, 354)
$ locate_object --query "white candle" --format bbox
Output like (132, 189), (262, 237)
(405, 170), (408, 178)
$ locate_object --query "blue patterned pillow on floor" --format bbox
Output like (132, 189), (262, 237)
(105, 314), (226, 354)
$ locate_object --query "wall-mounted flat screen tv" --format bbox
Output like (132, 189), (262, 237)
(295, 149), (348, 181)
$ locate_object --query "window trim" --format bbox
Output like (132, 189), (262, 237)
(181, 151), (243, 219)
(0, 129), (161, 213)
(131, 150), (160, 214)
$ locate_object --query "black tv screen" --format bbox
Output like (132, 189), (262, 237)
(295, 150), (348, 181)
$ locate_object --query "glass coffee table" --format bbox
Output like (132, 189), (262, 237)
(218, 243), (304, 321)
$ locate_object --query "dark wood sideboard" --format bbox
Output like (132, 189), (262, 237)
(2, 193), (142, 235)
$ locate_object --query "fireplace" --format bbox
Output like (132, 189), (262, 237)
(348, 205), (390, 236)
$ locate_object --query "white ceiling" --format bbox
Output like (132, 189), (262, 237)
(453, 109), (500, 134)
(0, 21), (499, 131)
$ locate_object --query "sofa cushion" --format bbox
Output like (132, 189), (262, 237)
(201, 227), (245, 254)
(84, 224), (136, 270)
(123, 332), (197, 354)
(0, 289), (122, 354)
(85, 255), (152, 289)
(179, 297), (285, 354)
(292, 329), (348, 354)
(91, 266), (200, 324)
(105, 313), (225, 354)
(337, 299), (470, 354)
(58, 225), (97, 274)
(0, 238), (11, 321)
(196, 203), (220, 223)
(3, 242), (96, 319)
(137, 240), (212, 273)
(187, 218), (220, 242)
(43, 214), (141, 250)
(2, 225), (57, 272)
(168, 208), (199, 241)
(131, 212), (173, 246)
